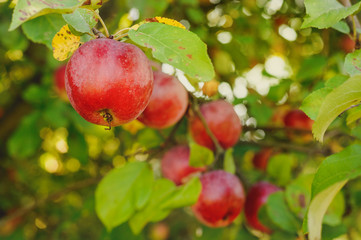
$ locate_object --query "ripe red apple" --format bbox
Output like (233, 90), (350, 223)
(340, 35), (355, 53)
(252, 148), (273, 171)
(189, 100), (241, 150)
(161, 145), (206, 185)
(244, 181), (281, 233)
(191, 170), (245, 227)
(137, 71), (188, 129)
(283, 109), (314, 142)
(65, 38), (153, 127)
(189, 100), (242, 150)
(54, 64), (68, 101)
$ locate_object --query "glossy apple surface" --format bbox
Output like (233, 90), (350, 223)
(189, 100), (241, 150)
(244, 181), (281, 233)
(65, 38), (153, 127)
(191, 170), (245, 227)
(138, 71), (188, 129)
(161, 145), (206, 185)
(252, 148), (273, 171)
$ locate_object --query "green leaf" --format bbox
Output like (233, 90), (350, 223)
(307, 181), (347, 240)
(344, 49), (361, 76)
(301, 0), (361, 29)
(9, 0), (86, 31)
(23, 84), (49, 104)
(22, 14), (66, 49)
(296, 55), (327, 81)
(300, 88), (332, 120)
(249, 101), (273, 125)
(137, 128), (163, 148)
(67, 126), (88, 164)
(127, 0), (169, 18)
(128, 22), (215, 82)
(7, 112), (42, 159)
(306, 144), (361, 240)
(265, 191), (301, 233)
(266, 154), (296, 186)
(267, 79), (292, 102)
(312, 75), (361, 142)
(62, 8), (98, 34)
(322, 224), (347, 240)
(43, 101), (70, 128)
(189, 142), (214, 167)
(129, 177), (201, 234)
(331, 21), (350, 34)
(223, 148), (236, 174)
(323, 191), (345, 226)
(346, 105), (361, 125)
(95, 162), (154, 231)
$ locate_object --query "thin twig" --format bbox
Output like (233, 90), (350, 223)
(339, 0), (361, 49)
(94, 11), (109, 37)
(113, 28), (131, 38)
(113, 33), (128, 41)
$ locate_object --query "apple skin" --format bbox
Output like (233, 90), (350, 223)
(191, 170), (245, 227)
(244, 181), (281, 233)
(283, 109), (314, 142)
(65, 38), (153, 127)
(54, 64), (68, 101)
(138, 71), (188, 129)
(189, 100), (242, 150)
(252, 148), (273, 171)
(161, 145), (206, 185)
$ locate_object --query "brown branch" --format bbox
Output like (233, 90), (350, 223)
(0, 177), (100, 228)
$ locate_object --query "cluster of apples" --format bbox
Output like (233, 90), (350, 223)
(53, 37), (313, 232)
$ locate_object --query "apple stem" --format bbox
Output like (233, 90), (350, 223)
(92, 28), (105, 38)
(99, 110), (113, 130)
(94, 11), (110, 37)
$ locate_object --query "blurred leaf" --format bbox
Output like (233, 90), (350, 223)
(0, 22), (28, 50)
(95, 162), (154, 231)
(235, 228), (258, 240)
(127, 0), (169, 18)
(67, 126), (88, 164)
(302, 0), (361, 29)
(301, 88), (332, 120)
(267, 154), (296, 186)
(265, 192), (301, 233)
(102, 223), (145, 240)
(52, 24), (81, 61)
(7, 111), (41, 158)
(270, 231), (298, 240)
(22, 14), (66, 49)
(189, 142), (214, 167)
(347, 105), (361, 125)
(267, 79), (292, 102)
(296, 55), (327, 81)
(344, 49), (361, 76)
(129, 22), (215, 82)
(23, 84), (49, 104)
(223, 148), (235, 174)
(186, 8), (205, 24)
(62, 8), (98, 34)
(137, 128), (163, 148)
(331, 21), (350, 34)
(322, 224), (347, 240)
(249, 101), (273, 125)
(194, 227), (223, 240)
(129, 177), (201, 234)
(325, 75), (348, 88)
(9, 0), (86, 31)
(323, 191), (345, 226)
(312, 75), (361, 142)
(285, 174), (314, 218)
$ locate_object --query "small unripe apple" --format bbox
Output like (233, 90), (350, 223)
(138, 71), (188, 129)
(252, 148), (273, 171)
(244, 181), (281, 233)
(161, 145), (206, 185)
(65, 38), (153, 127)
(191, 170), (245, 227)
(189, 100), (241, 150)
(54, 64), (68, 101)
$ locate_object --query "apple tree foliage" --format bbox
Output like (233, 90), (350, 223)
(1, 0), (361, 239)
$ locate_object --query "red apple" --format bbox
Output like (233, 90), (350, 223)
(137, 71), (188, 129)
(189, 100), (242, 150)
(65, 38), (153, 127)
(54, 64), (68, 101)
(244, 181), (281, 233)
(252, 148), (273, 171)
(283, 109), (314, 142)
(191, 170), (245, 227)
(161, 145), (206, 185)
(340, 35), (355, 53)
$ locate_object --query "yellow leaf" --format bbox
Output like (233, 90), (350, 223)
(52, 24), (81, 61)
(153, 17), (186, 29)
(122, 120), (145, 134)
